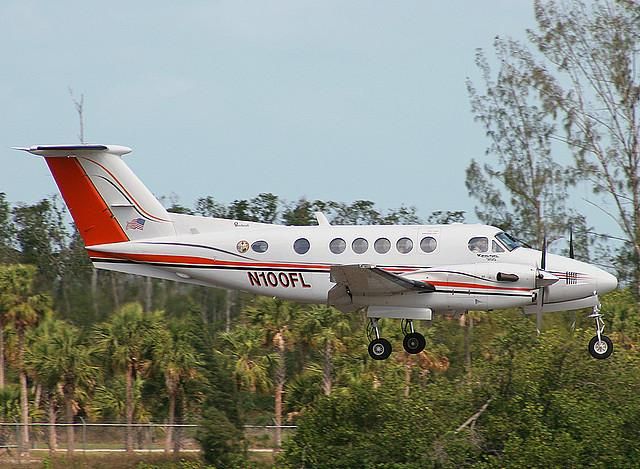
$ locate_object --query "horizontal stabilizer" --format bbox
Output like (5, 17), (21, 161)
(14, 144), (132, 157)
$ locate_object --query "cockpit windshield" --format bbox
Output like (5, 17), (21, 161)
(495, 232), (528, 251)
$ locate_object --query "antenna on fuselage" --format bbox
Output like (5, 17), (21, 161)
(315, 212), (331, 226)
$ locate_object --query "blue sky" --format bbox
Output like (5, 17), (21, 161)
(3, 1), (608, 234)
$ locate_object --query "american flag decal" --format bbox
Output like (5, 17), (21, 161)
(126, 217), (146, 230)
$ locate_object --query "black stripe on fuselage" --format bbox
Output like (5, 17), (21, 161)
(139, 241), (255, 260)
(90, 257), (330, 273)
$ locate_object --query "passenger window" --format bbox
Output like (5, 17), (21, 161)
(492, 240), (505, 253)
(396, 237), (413, 254)
(352, 238), (369, 254)
(294, 238), (310, 254)
(468, 237), (488, 253)
(420, 236), (437, 253)
(374, 238), (391, 254)
(251, 240), (269, 253)
(329, 238), (346, 254)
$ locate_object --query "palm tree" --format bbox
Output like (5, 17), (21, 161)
(29, 319), (98, 455)
(0, 302), (7, 390)
(295, 305), (351, 396)
(94, 302), (156, 453)
(245, 297), (296, 448)
(152, 316), (202, 454)
(25, 313), (64, 455)
(218, 326), (273, 395)
(0, 264), (50, 456)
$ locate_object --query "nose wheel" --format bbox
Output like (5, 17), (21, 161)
(587, 304), (613, 360)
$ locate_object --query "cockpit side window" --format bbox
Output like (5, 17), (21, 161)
(492, 240), (505, 253)
(468, 237), (488, 253)
(495, 232), (526, 251)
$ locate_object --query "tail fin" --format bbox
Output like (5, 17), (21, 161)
(15, 144), (175, 246)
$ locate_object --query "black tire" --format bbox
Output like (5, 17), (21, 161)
(588, 335), (613, 359)
(403, 332), (426, 354)
(368, 338), (392, 360)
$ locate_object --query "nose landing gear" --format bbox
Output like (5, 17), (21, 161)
(587, 304), (613, 360)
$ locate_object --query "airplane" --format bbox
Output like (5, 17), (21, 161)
(15, 144), (618, 361)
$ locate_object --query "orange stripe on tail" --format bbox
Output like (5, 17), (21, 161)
(45, 157), (129, 246)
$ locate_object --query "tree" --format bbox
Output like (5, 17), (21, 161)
(94, 303), (157, 452)
(466, 36), (586, 250)
(0, 264), (50, 455)
(531, 0), (640, 289)
(194, 196), (228, 218)
(471, 0), (640, 289)
(245, 297), (297, 448)
(26, 316), (97, 455)
(0, 192), (17, 263)
(282, 198), (321, 226)
(218, 326), (272, 396)
(25, 313), (64, 455)
(152, 316), (203, 454)
(196, 406), (245, 467)
(12, 198), (68, 285)
(295, 306), (351, 396)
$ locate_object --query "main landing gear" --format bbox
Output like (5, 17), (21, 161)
(587, 304), (613, 360)
(366, 318), (426, 360)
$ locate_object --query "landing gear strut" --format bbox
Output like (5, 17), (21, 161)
(401, 319), (426, 354)
(367, 318), (392, 360)
(587, 304), (613, 360)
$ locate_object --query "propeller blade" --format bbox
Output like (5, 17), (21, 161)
(537, 234), (548, 334)
(569, 226), (575, 259)
(537, 288), (544, 333)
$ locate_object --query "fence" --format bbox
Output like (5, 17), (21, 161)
(0, 422), (297, 456)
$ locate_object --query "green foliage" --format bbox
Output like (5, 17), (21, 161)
(279, 382), (458, 468)
(196, 406), (246, 468)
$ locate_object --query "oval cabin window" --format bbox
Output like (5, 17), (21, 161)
(352, 238), (369, 254)
(420, 236), (437, 253)
(251, 240), (269, 253)
(396, 237), (413, 254)
(293, 238), (310, 254)
(374, 238), (391, 254)
(329, 238), (346, 254)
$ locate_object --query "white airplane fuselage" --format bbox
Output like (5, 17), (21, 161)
(87, 214), (617, 315)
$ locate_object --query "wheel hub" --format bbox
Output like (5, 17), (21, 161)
(372, 343), (385, 356)
(594, 340), (608, 355)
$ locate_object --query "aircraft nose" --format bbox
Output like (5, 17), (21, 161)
(597, 269), (618, 294)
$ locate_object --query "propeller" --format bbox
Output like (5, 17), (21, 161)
(536, 236), (547, 333)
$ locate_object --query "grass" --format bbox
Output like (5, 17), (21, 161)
(0, 451), (275, 468)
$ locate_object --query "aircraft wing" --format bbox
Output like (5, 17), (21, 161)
(328, 265), (434, 308)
